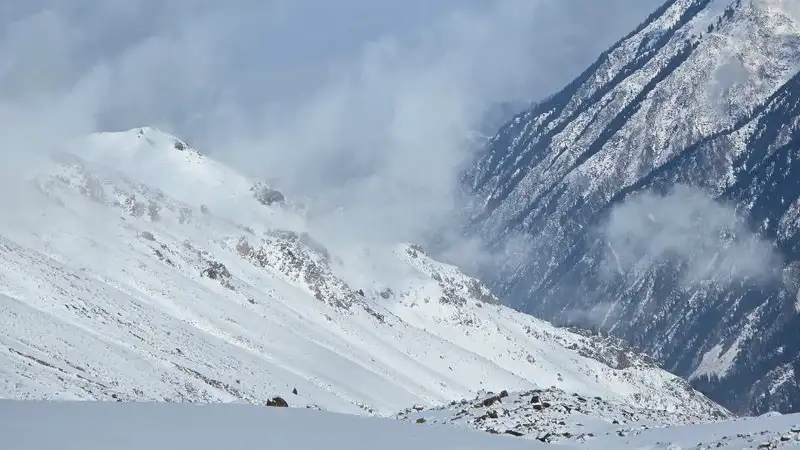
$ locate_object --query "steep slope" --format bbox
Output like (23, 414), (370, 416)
(0, 128), (725, 422)
(464, 0), (800, 414)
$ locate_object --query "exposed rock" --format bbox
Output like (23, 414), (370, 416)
(201, 261), (230, 281)
(250, 182), (285, 206)
(235, 233), (354, 310)
(396, 387), (727, 443)
(267, 396), (288, 407)
(482, 395), (502, 407)
(201, 261), (233, 290)
(173, 139), (188, 151)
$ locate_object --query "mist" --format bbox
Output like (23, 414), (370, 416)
(0, 0), (664, 257)
(601, 185), (783, 286)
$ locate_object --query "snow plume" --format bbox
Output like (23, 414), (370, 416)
(210, 0), (665, 254)
(563, 302), (621, 330)
(601, 185), (782, 286)
(0, 0), (662, 257)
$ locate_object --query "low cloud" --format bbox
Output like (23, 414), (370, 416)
(563, 302), (620, 330)
(0, 0), (664, 272)
(601, 185), (782, 286)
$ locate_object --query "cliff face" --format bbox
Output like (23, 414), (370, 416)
(465, 0), (800, 414)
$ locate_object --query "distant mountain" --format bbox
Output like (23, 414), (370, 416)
(464, 0), (800, 414)
(0, 127), (722, 424)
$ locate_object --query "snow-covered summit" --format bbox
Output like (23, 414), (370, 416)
(0, 127), (726, 424)
(83, 128), (237, 194)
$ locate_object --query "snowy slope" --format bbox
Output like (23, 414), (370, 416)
(0, 399), (795, 450)
(0, 127), (725, 423)
(464, 0), (800, 414)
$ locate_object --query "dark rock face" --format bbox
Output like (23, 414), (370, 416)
(267, 396), (288, 407)
(482, 394), (503, 407)
(173, 139), (188, 151)
(463, 0), (800, 414)
(201, 260), (234, 290)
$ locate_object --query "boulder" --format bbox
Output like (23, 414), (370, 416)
(267, 396), (288, 407)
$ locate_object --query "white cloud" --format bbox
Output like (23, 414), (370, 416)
(601, 185), (782, 286)
(0, 0), (663, 253)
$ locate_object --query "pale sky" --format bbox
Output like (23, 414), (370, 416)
(0, 1), (663, 138)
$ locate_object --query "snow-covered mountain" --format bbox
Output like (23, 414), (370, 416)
(464, 0), (800, 414)
(0, 127), (725, 426)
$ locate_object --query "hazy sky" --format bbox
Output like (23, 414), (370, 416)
(0, 0), (664, 247)
(0, 1), (663, 138)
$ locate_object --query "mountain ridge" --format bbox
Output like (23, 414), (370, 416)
(464, 0), (800, 414)
(0, 127), (725, 427)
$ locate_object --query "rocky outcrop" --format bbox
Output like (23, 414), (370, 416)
(250, 182), (285, 206)
(267, 396), (288, 407)
(396, 387), (728, 443)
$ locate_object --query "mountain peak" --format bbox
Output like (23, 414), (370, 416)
(85, 127), (208, 175)
(70, 127), (291, 221)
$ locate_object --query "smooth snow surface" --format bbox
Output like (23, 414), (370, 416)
(0, 400), (539, 450)
(0, 400), (798, 450)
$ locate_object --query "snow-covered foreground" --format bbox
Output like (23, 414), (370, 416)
(0, 127), (725, 433)
(1, 400), (798, 450)
(0, 400), (539, 450)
